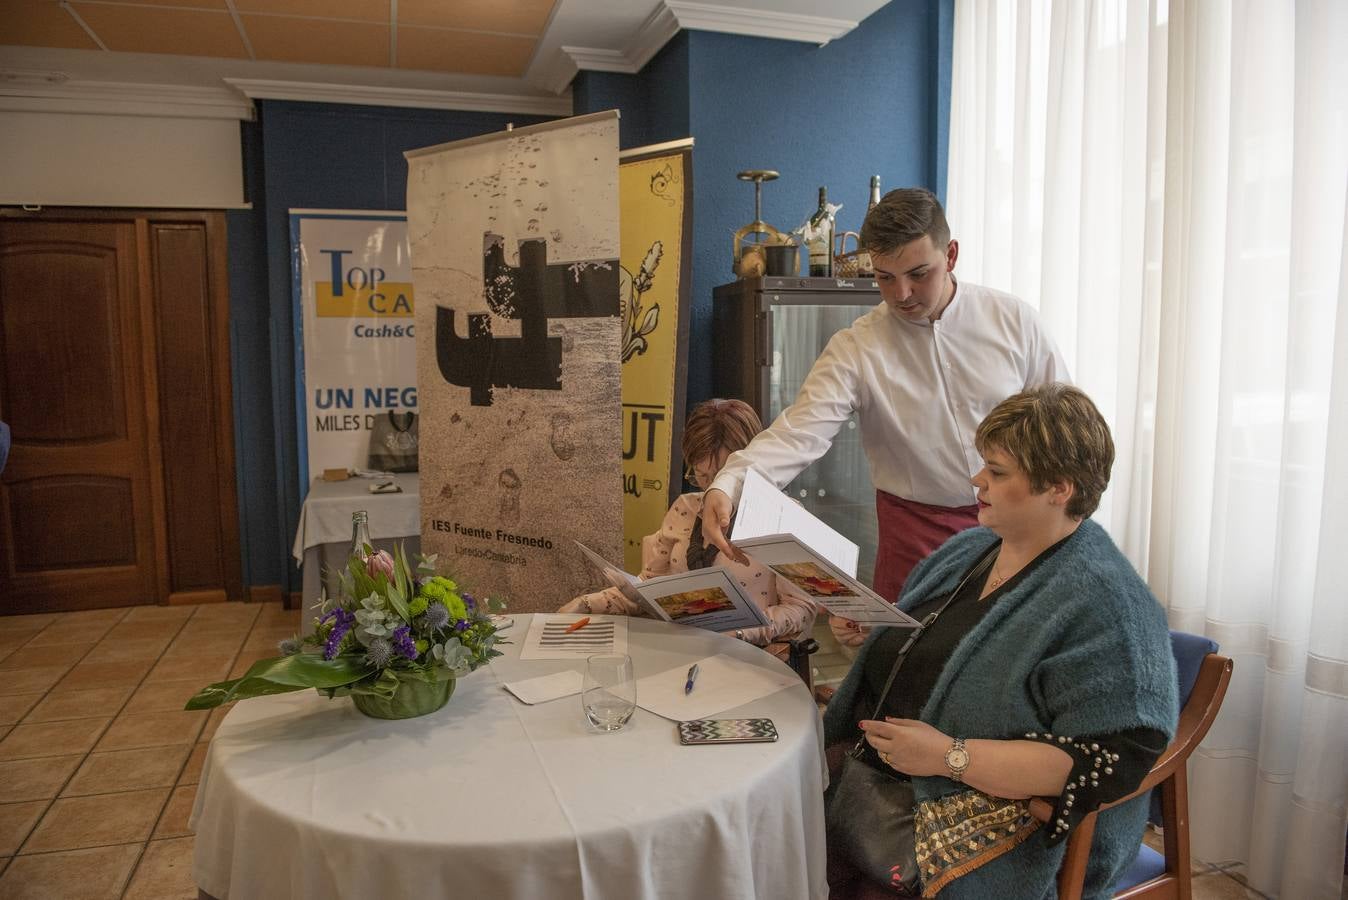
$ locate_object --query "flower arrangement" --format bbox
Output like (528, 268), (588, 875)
(186, 546), (506, 719)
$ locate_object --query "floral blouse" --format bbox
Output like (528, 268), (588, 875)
(559, 492), (816, 646)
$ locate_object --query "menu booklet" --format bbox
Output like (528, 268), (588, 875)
(574, 542), (771, 633)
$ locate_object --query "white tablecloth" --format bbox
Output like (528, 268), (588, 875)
(190, 616), (829, 900)
(291, 474), (421, 625)
(290, 473), (421, 561)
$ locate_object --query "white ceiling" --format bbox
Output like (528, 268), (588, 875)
(0, 0), (892, 117)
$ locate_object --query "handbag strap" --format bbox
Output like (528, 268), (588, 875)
(849, 546), (998, 756)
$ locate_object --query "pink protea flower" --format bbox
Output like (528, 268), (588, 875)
(365, 549), (395, 581)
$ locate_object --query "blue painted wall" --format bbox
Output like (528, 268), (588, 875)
(231, 101), (554, 591)
(228, 0), (953, 590)
(575, 0), (954, 412)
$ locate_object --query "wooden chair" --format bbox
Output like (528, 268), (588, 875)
(1030, 646), (1234, 899)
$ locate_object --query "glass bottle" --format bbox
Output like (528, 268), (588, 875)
(349, 510), (372, 562)
(807, 186), (834, 277)
(858, 176), (881, 277)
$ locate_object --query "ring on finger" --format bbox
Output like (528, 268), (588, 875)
(880, 751), (892, 765)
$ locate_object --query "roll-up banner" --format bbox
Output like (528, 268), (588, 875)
(406, 112), (623, 611)
(617, 141), (694, 572)
(290, 211), (417, 488)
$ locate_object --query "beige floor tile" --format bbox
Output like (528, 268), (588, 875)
(22, 788), (168, 852)
(63, 745), (191, 797)
(160, 634), (245, 660)
(0, 697), (40, 728)
(0, 756), (83, 803)
(152, 784), (196, 839)
(0, 718), (109, 761)
(103, 621), (183, 643)
(177, 743), (208, 786)
(52, 661), (151, 693)
(94, 710), (207, 752)
(24, 625), (112, 648)
(149, 654), (235, 683)
(22, 687), (132, 724)
(0, 803), (46, 856)
(121, 606), (195, 624)
(58, 609), (129, 627)
(0, 640), (28, 665)
(123, 680), (207, 716)
(0, 842), (142, 899)
(1192, 870), (1266, 899)
(0, 615), (57, 636)
(81, 638), (172, 664)
(200, 704), (234, 742)
(189, 604), (260, 624)
(124, 836), (196, 900)
(0, 668), (70, 697)
(0, 643), (93, 671)
(228, 652), (279, 678)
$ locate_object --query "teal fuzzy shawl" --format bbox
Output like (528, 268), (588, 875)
(823, 520), (1178, 899)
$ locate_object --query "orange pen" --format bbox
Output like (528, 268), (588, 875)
(565, 616), (591, 633)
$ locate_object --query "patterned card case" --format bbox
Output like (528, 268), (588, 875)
(678, 718), (779, 745)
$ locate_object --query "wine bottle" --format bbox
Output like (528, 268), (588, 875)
(807, 186), (834, 277)
(858, 175), (881, 276)
(349, 510), (372, 562)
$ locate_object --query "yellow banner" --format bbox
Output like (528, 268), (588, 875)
(619, 148), (691, 571)
(315, 281), (415, 317)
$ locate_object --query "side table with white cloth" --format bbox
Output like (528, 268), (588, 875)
(290, 473), (420, 624)
(190, 615), (829, 900)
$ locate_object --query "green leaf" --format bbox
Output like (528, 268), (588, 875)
(386, 582), (411, 623)
(184, 654), (374, 709)
(347, 667), (400, 699)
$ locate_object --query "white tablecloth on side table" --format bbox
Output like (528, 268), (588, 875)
(290, 474), (420, 623)
(190, 615), (829, 900)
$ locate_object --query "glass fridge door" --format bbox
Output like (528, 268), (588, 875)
(767, 302), (879, 586)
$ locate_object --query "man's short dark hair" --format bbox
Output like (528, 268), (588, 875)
(860, 188), (951, 255)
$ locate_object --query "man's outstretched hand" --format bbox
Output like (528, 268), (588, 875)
(701, 488), (748, 565)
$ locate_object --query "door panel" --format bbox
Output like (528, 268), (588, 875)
(0, 220), (159, 612)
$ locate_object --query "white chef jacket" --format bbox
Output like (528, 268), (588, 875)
(710, 279), (1068, 509)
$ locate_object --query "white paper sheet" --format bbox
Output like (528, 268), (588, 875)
(502, 670), (585, 704)
(731, 467), (860, 576)
(633, 653), (800, 721)
(519, 614), (629, 660)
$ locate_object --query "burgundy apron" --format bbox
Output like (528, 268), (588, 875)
(873, 490), (981, 603)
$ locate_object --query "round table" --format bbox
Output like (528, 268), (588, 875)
(190, 615), (829, 899)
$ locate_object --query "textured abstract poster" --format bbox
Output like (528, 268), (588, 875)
(406, 112), (622, 612)
(617, 145), (693, 572)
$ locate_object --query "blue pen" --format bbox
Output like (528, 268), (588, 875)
(684, 664), (699, 695)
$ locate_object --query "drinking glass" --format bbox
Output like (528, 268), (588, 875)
(582, 653), (636, 732)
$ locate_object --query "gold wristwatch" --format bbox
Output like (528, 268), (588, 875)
(944, 738), (970, 782)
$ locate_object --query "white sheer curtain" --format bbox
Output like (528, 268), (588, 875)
(946, 1), (1348, 897)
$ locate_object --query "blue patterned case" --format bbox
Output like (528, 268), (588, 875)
(678, 718), (779, 744)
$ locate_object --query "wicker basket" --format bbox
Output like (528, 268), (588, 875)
(833, 231), (871, 278)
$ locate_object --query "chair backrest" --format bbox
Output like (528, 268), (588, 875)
(1031, 639), (1234, 899)
(1151, 631), (1218, 823)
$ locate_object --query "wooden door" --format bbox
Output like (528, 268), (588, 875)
(0, 220), (161, 612)
(0, 211), (241, 614)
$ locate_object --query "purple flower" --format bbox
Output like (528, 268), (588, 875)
(454, 619), (470, 633)
(462, 593), (476, 609)
(420, 603), (450, 632)
(391, 625), (417, 660)
(323, 608), (356, 660)
(364, 637), (394, 669)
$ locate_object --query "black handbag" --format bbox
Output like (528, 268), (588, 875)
(823, 550), (996, 894)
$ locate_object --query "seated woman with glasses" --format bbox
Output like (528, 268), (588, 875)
(559, 398), (815, 655)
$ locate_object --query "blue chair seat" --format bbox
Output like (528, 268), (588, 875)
(1113, 844), (1166, 893)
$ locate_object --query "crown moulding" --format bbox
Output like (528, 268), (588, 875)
(0, 79), (255, 120)
(223, 79), (572, 117)
(550, 1), (857, 93)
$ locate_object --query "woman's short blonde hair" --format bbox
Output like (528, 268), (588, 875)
(682, 399), (762, 465)
(974, 384), (1114, 519)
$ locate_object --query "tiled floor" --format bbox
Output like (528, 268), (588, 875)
(0, 603), (1336, 899)
(0, 601), (299, 900)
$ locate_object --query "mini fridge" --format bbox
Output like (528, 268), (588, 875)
(712, 275), (882, 585)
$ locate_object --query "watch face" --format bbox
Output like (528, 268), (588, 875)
(947, 748), (970, 769)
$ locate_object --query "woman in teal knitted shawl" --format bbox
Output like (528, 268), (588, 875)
(822, 384), (1178, 898)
